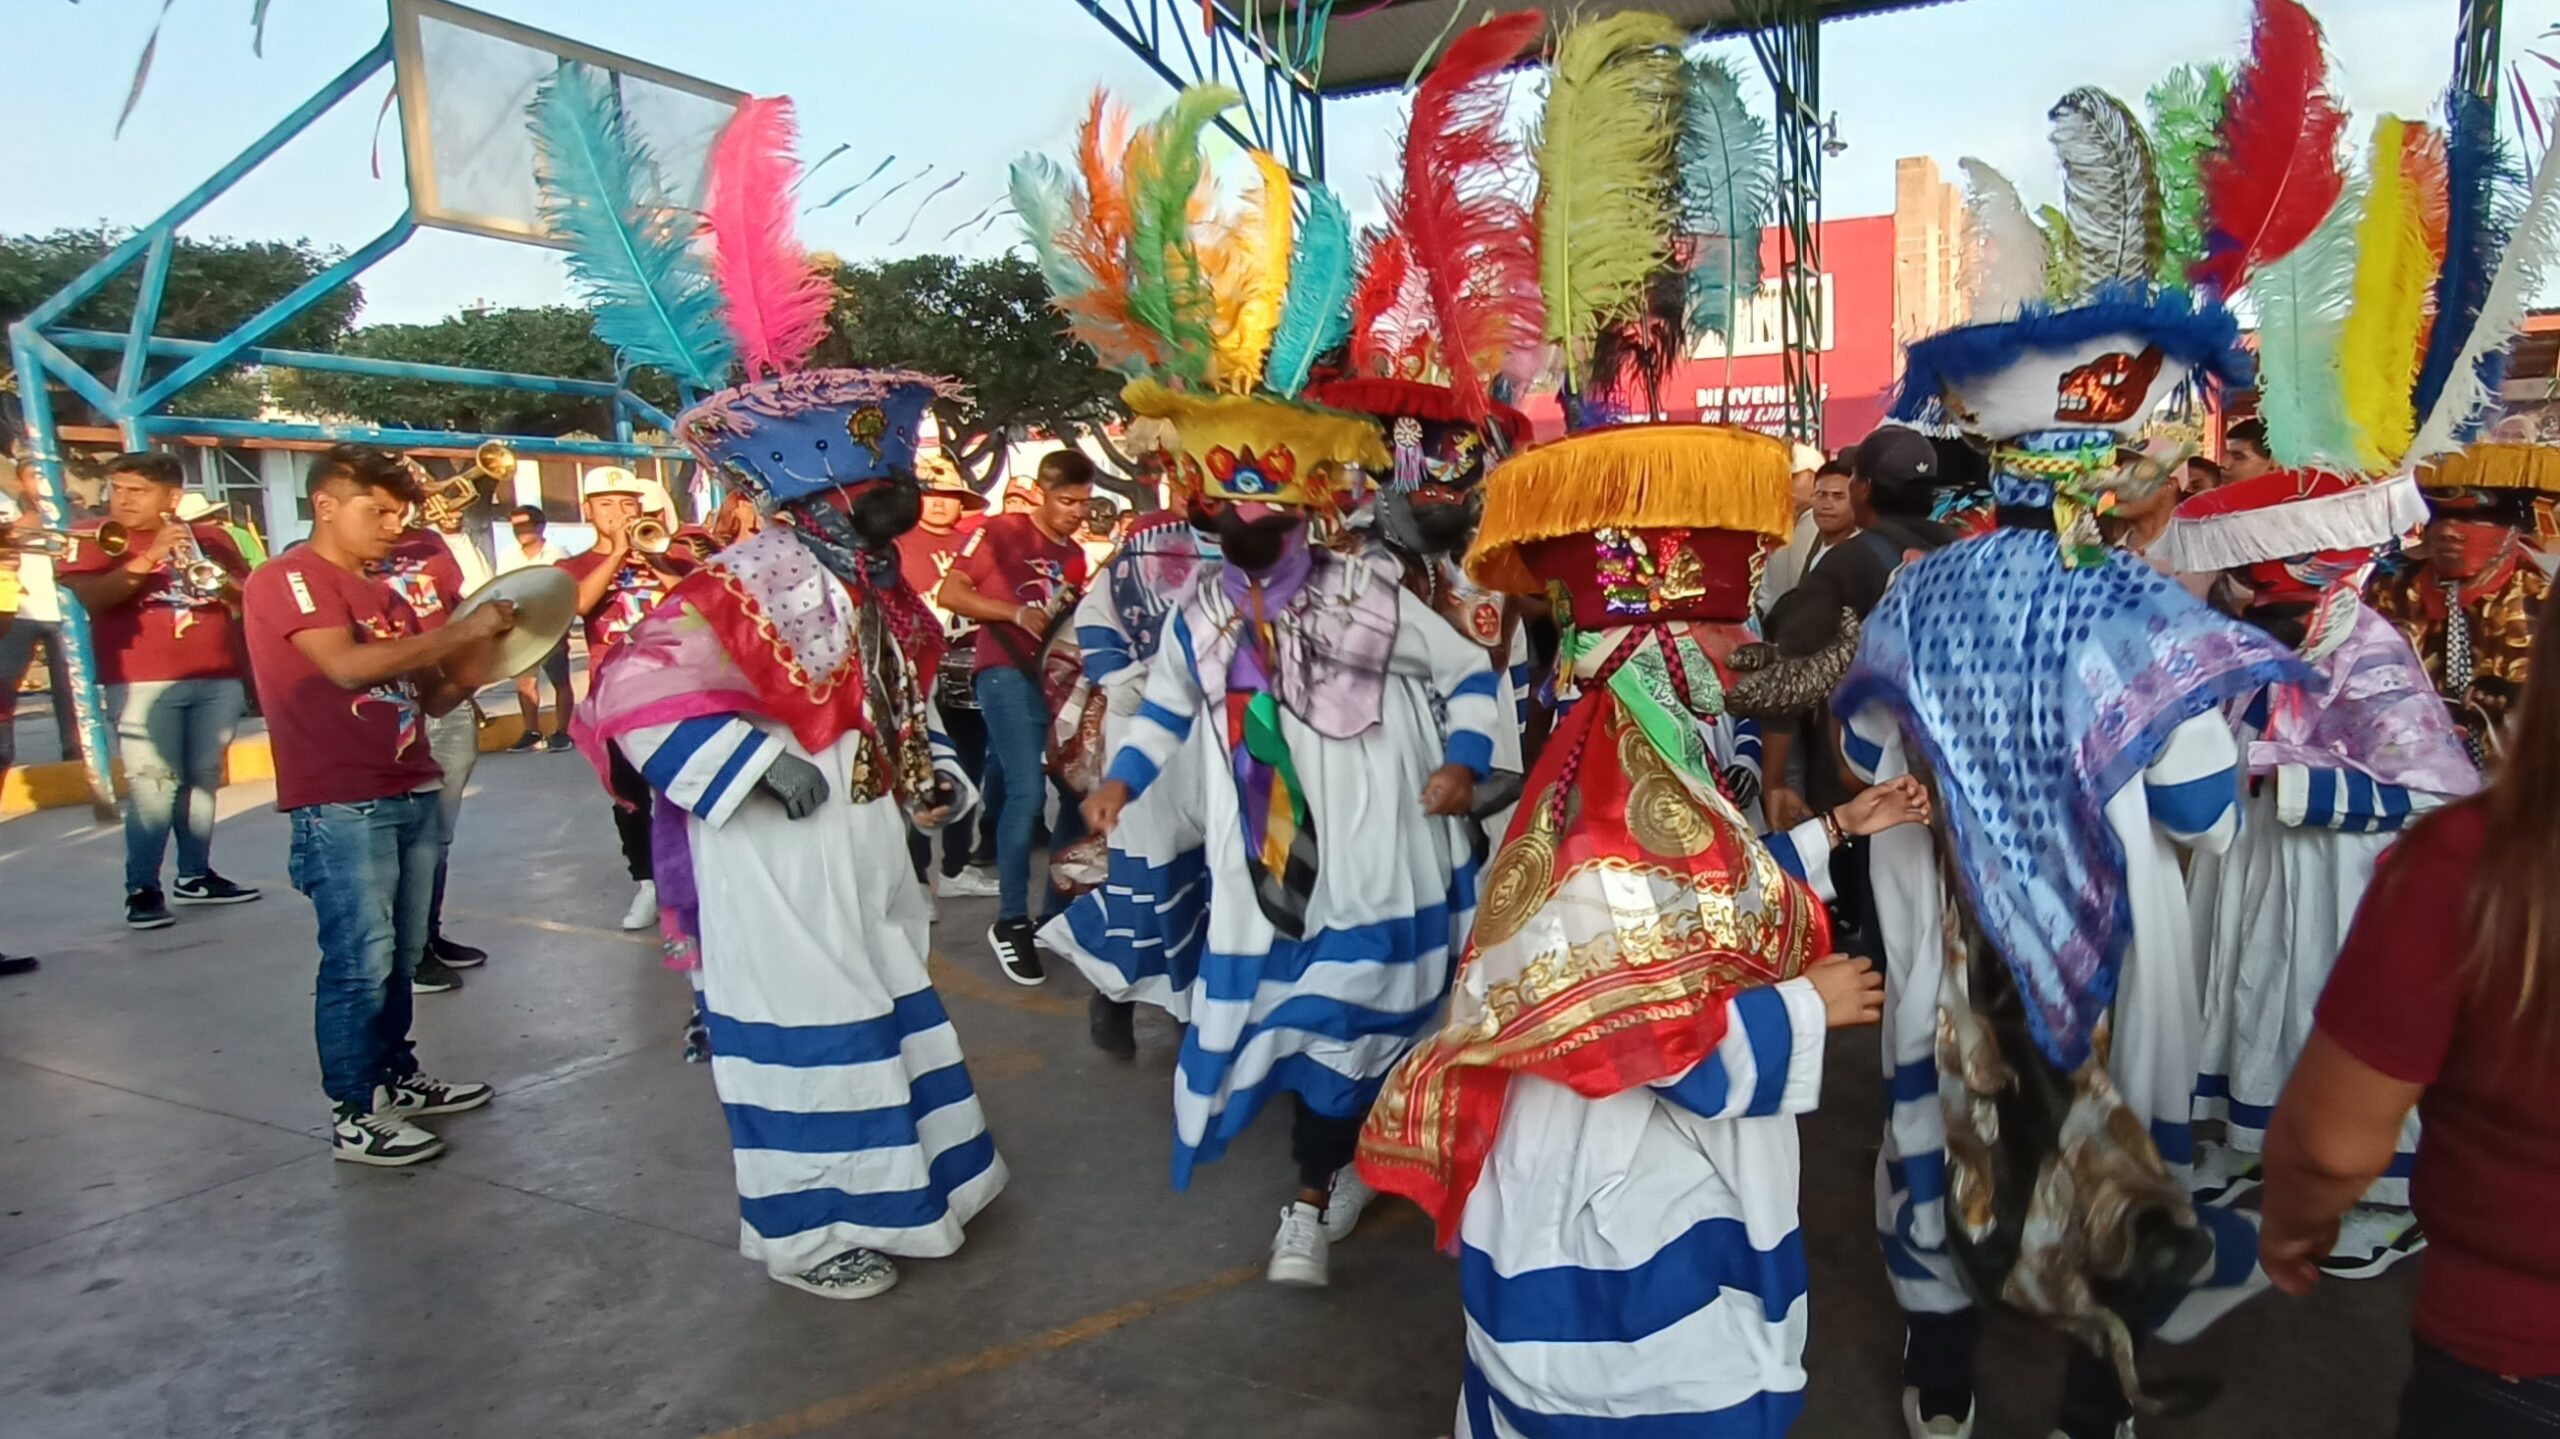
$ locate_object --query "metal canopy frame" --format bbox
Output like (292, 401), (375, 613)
(1070, 0), (1328, 181)
(7, 16), (695, 817)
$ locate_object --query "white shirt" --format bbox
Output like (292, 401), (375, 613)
(0, 494), (62, 623)
(497, 536), (568, 574)
(439, 529), (494, 591)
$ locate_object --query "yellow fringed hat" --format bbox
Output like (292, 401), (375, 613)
(2422, 443), (2560, 495)
(1465, 423), (1793, 622)
(1122, 380), (1388, 514)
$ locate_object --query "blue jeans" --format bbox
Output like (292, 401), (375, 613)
(0, 615), (80, 776)
(107, 677), (246, 893)
(2402, 1341), (2560, 1437)
(974, 665), (1083, 922)
(424, 705), (479, 938)
(291, 792), (440, 1108)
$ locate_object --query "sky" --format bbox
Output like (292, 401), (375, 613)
(3, 0), (2547, 328)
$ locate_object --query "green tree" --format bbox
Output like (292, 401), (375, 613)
(272, 304), (679, 436)
(0, 226), (362, 422)
(815, 253), (1132, 497)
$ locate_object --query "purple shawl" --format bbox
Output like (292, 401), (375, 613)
(2251, 598), (2478, 798)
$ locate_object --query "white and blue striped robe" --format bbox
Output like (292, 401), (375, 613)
(1844, 703), (2267, 1342)
(1042, 580), (1212, 1019)
(1104, 575), (1501, 1187)
(617, 704), (1005, 1277)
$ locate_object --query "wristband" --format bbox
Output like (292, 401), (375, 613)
(1820, 810), (1844, 848)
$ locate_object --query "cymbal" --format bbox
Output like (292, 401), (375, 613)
(449, 566), (577, 680)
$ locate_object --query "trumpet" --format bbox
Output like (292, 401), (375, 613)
(2, 529), (76, 557)
(417, 438), (519, 529)
(628, 517), (672, 555)
(97, 513), (229, 601)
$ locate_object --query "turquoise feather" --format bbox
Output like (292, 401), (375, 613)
(530, 62), (733, 390)
(1009, 154), (1096, 307)
(2254, 175), (2366, 471)
(1264, 185), (1355, 399)
(1677, 53), (1775, 346)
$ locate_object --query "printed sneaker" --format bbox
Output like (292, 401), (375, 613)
(621, 880), (660, 931)
(428, 934), (488, 970)
(987, 919), (1045, 986)
(332, 1088), (444, 1167)
(125, 888), (175, 931)
(413, 954), (463, 995)
(171, 873), (262, 906)
(1266, 1201), (1330, 1288)
(776, 1247), (899, 1300)
(2319, 1205), (2427, 1279)
(941, 867), (1002, 899)
(1902, 1389), (1976, 1439)
(387, 1072), (493, 1117)
(1088, 993), (1137, 1058)
(681, 1015), (712, 1064)
(503, 731), (542, 754)
(1321, 1165), (1375, 1244)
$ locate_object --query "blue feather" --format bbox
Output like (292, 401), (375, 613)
(2414, 89), (2506, 424)
(1678, 53), (1776, 346)
(1264, 185), (1356, 399)
(530, 63), (733, 390)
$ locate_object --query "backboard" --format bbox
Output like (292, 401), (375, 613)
(391, 0), (746, 246)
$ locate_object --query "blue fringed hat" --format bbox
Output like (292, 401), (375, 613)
(1893, 285), (2254, 444)
(677, 369), (965, 507)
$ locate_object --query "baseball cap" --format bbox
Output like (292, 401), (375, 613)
(1789, 442), (1826, 475)
(1851, 426), (1940, 490)
(579, 466), (647, 500)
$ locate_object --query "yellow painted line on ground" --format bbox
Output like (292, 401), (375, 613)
(928, 948), (1083, 1018)
(962, 1045), (1047, 1085)
(699, 1207), (1421, 1439)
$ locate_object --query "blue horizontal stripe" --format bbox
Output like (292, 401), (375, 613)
(2147, 770), (2233, 837)
(639, 713), (725, 793)
(1879, 1228), (1942, 1282)
(1655, 1051), (1731, 1119)
(1889, 1059), (1938, 1105)
(1077, 624), (1131, 683)
(2196, 1202), (2259, 1289)
(1841, 724), (1884, 777)
(1462, 1360), (1805, 1439)
(698, 727), (768, 815)
(1105, 745), (1162, 798)
(702, 989), (950, 1069)
(2387, 1150), (2416, 1179)
(1886, 1150), (1947, 1209)
(2150, 1116), (2195, 1168)
(1447, 729), (1495, 780)
(2379, 780), (2413, 831)
(1735, 987), (1791, 1117)
(2345, 770), (2377, 832)
(1060, 845), (1209, 993)
(2194, 1074), (2272, 1130)
(737, 1131), (997, 1240)
(2306, 766), (2338, 828)
(1452, 669), (1500, 700)
(1136, 698), (1194, 741)
(1763, 831), (1804, 881)
(1171, 1050), (1378, 1189)
(720, 1061), (976, 1154)
(1192, 861), (1474, 1004)
(1461, 1214), (1809, 1344)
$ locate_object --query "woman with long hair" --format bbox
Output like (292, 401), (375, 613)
(2262, 583), (2560, 1436)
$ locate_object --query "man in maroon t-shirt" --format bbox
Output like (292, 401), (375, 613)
(897, 465), (995, 892)
(557, 465), (696, 930)
(370, 522), (488, 989)
(242, 444), (514, 1168)
(936, 449), (1093, 982)
(58, 451), (257, 931)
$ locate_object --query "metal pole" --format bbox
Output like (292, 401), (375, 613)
(7, 325), (119, 821)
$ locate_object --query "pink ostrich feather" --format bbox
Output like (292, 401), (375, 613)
(705, 96), (835, 380)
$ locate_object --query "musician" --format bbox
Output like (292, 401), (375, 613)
(58, 452), (257, 931)
(370, 509), (490, 991)
(558, 467), (696, 931)
(498, 506), (574, 754)
(0, 457), (81, 790)
(896, 462), (994, 895)
(936, 449), (1093, 984)
(242, 444), (513, 1167)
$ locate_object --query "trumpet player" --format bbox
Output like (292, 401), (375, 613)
(0, 457), (82, 792)
(59, 452), (258, 931)
(560, 466), (695, 931)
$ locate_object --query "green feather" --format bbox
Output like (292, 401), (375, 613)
(1535, 11), (1684, 389)
(2144, 62), (2232, 288)
(1126, 85), (1238, 387)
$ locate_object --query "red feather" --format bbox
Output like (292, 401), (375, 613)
(1404, 10), (1547, 420)
(704, 97), (834, 379)
(1349, 222), (1432, 379)
(2189, 0), (2347, 296)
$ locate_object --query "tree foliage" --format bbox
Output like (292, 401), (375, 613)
(0, 226), (362, 422)
(272, 305), (679, 436)
(814, 253), (1128, 489)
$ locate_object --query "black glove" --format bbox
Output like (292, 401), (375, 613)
(758, 752), (830, 820)
(1720, 762), (1762, 813)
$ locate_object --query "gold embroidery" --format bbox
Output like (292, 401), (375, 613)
(1628, 774), (1714, 857)
(1475, 827), (1556, 951)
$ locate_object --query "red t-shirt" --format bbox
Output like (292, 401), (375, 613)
(558, 549), (692, 659)
(895, 526), (968, 611)
(2318, 800), (2560, 1377)
(56, 521), (249, 685)
(368, 531), (469, 632)
(243, 547), (445, 810)
(951, 513), (1088, 673)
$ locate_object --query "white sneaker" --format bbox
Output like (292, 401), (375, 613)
(1902, 1389), (1974, 1439)
(332, 1086), (444, 1167)
(1321, 1166), (1375, 1243)
(2045, 1426), (2134, 1439)
(941, 867), (1002, 898)
(1267, 1201), (1330, 1287)
(621, 880), (659, 931)
(774, 1247), (899, 1300)
(2320, 1203), (2427, 1278)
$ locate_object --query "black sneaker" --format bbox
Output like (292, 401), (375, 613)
(387, 1072), (493, 1116)
(1089, 992), (1137, 1058)
(125, 888), (174, 931)
(503, 731), (542, 754)
(171, 872), (262, 906)
(987, 919), (1045, 986)
(332, 1089), (444, 1167)
(543, 733), (575, 754)
(413, 954), (463, 994)
(428, 934), (488, 969)
(0, 953), (38, 977)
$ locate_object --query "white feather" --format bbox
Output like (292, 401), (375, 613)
(2411, 126), (2560, 461)
(1961, 158), (2049, 322)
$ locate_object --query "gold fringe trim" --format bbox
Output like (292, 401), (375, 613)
(1465, 424), (1793, 595)
(1121, 379), (1391, 476)
(2426, 443), (2560, 495)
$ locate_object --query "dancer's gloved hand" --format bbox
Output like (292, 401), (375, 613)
(759, 752), (830, 820)
(1720, 762), (1761, 812)
(1805, 955), (1884, 1029)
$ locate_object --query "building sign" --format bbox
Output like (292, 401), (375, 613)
(1690, 274), (1836, 359)
(1693, 383), (1832, 437)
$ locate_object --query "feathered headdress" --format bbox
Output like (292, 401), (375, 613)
(2189, 0), (2345, 297)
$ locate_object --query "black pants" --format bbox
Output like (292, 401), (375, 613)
(1903, 1309), (2133, 1439)
(607, 745), (653, 883)
(1292, 1096), (1364, 1193)
(2402, 1341), (2560, 1437)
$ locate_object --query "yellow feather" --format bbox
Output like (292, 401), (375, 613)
(2340, 116), (2442, 474)
(1204, 150), (1296, 395)
(1534, 10), (1684, 388)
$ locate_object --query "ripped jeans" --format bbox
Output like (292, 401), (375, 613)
(107, 677), (246, 894)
